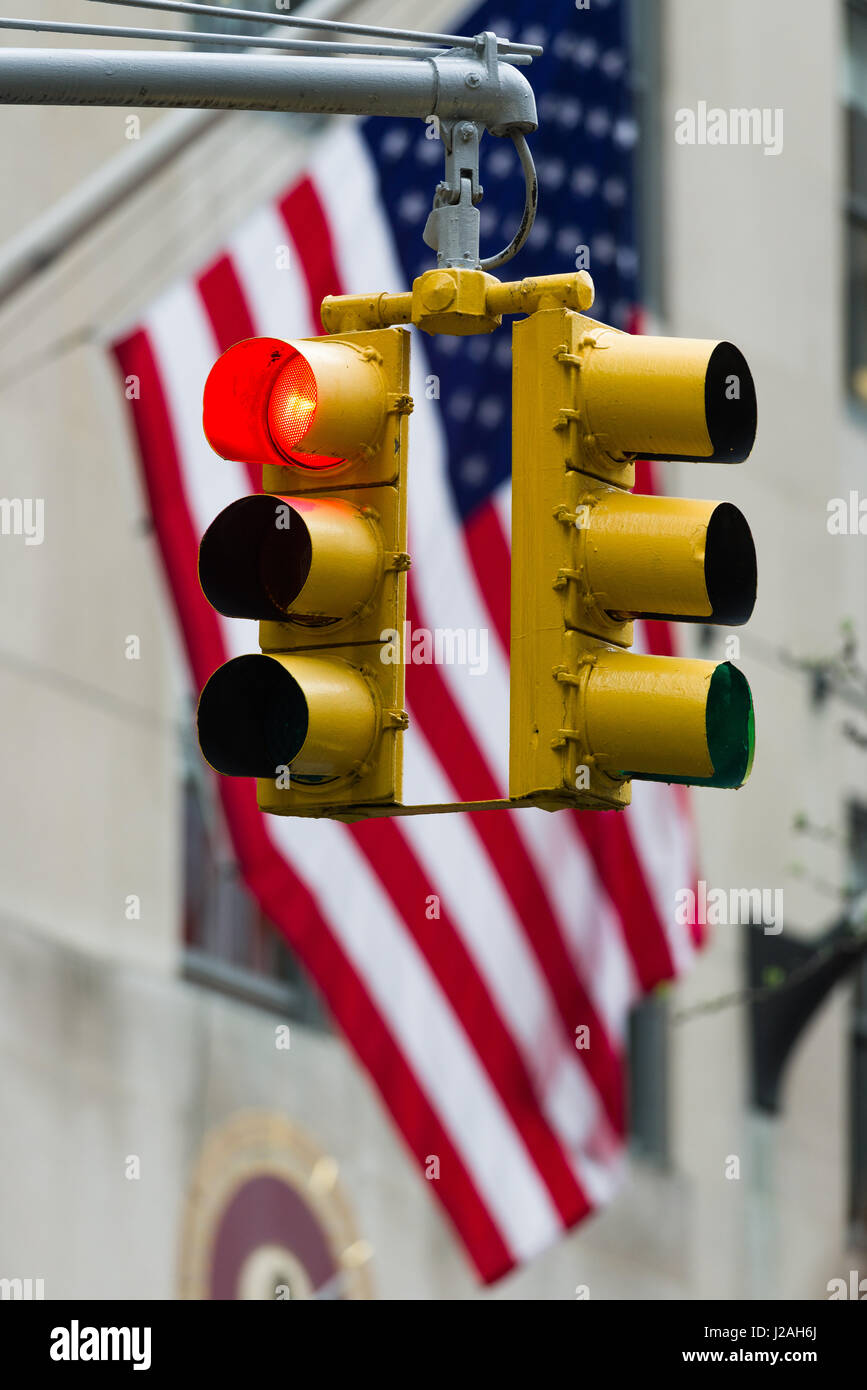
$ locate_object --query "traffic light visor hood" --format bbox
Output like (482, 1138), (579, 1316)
(579, 333), (757, 463)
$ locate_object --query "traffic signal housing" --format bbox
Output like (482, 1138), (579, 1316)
(510, 305), (758, 811)
(196, 328), (413, 815)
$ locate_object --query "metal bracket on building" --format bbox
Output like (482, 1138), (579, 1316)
(747, 900), (867, 1113)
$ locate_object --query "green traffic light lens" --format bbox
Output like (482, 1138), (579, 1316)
(701, 661), (755, 788)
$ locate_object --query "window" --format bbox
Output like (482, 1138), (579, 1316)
(845, 1), (867, 407)
(182, 722), (327, 1026)
(629, 0), (664, 321)
(848, 800), (867, 1245)
(628, 994), (670, 1164)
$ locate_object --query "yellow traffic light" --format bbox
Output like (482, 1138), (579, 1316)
(196, 326), (413, 815)
(194, 267), (758, 822)
(510, 302), (758, 811)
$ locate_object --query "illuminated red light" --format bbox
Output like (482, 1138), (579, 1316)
(202, 337), (342, 471)
(267, 352), (317, 448)
(268, 352), (341, 471)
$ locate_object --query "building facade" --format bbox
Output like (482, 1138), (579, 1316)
(0, 0), (863, 1298)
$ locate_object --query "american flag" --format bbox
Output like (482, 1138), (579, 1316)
(112, 0), (699, 1285)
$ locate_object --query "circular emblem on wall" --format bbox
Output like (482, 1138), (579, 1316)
(178, 1111), (374, 1300)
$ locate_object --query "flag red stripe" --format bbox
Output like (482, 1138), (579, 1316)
(464, 497), (510, 656)
(278, 177), (343, 332)
(113, 330), (224, 683)
(197, 254), (260, 495)
(198, 253), (257, 354)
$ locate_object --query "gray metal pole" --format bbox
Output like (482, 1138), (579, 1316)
(0, 47), (537, 134)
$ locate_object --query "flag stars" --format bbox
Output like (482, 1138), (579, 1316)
(467, 336), (492, 363)
(479, 205), (501, 237)
(613, 117), (639, 149)
(536, 157), (566, 189)
(574, 38), (599, 68)
(601, 49), (626, 80)
(460, 455), (489, 486)
(494, 337), (513, 369)
(433, 333), (460, 357)
(554, 98), (583, 130)
(571, 165), (598, 197)
(528, 216), (552, 249)
(586, 108), (612, 138)
(591, 233), (617, 265)
(477, 397), (505, 429)
(487, 144), (517, 179)
(602, 176), (627, 206)
(415, 138), (443, 166)
(552, 32), (578, 62)
(448, 390), (475, 422)
(520, 25), (548, 47)
(556, 226), (582, 257)
(616, 246), (639, 277)
(380, 127), (412, 161)
(397, 190), (429, 223)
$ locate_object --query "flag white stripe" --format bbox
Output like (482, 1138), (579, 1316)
(144, 283), (247, 539)
(493, 478), (512, 545)
(227, 204), (311, 341)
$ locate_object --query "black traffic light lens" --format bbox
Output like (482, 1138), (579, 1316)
(198, 495), (311, 622)
(703, 502), (757, 625)
(704, 342), (757, 462)
(197, 655), (308, 777)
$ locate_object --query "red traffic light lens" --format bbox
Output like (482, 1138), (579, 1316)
(202, 334), (385, 472)
(267, 352), (316, 449)
(267, 352), (341, 471)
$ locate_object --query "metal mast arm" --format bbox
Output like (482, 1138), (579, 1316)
(0, 45), (536, 132)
